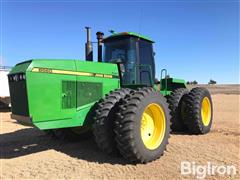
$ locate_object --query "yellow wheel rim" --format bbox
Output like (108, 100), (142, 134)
(201, 97), (211, 126)
(141, 103), (166, 150)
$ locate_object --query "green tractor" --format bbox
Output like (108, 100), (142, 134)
(8, 27), (213, 163)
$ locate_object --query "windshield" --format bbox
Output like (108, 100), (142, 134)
(104, 37), (137, 84)
(104, 37), (136, 63)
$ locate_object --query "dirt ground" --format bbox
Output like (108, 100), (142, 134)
(1, 93), (239, 179)
(187, 84), (240, 95)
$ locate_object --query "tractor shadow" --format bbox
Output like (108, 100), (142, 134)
(171, 131), (190, 135)
(0, 127), (128, 165)
(0, 108), (11, 112)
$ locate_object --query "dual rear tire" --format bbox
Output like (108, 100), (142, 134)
(181, 87), (213, 134)
(167, 88), (189, 132)
(167, 87), (213, 134)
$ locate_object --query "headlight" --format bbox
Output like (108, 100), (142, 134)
(9, 73), (25, 82)
(14, 75), (19, 81)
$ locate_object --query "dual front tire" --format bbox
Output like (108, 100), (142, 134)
(93, 87), (170, 163)
(114, 88), (170, 163)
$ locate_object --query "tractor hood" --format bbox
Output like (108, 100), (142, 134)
(8, 59), (120, 129)
(9, 59), (120, 77)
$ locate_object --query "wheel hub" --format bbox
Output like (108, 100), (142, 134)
(141, 113), (155, 141)
(201, 97), (211, 126)
(141, 103), (166, 150)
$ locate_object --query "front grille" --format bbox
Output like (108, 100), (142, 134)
(8, 73), (29, 116)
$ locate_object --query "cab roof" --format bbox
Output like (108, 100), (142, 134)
(103, 32), (154, 43)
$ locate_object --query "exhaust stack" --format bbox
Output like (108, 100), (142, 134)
(96, 31), (104, 62)
(85, 27), (93, 61)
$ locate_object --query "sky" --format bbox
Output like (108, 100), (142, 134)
(0, 0), (239, 84)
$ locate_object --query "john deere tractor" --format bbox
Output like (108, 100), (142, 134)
(8, 27), (213, 163)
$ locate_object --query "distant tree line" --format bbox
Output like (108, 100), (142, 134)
(208, 79), (217, 85)
(186, 80), (198, 85)
(186, 79), (217, 85)
(157, 77), (217, 85)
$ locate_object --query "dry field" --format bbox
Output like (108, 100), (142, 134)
(1, 85), (239, 179)
(187, 84), (239, 95)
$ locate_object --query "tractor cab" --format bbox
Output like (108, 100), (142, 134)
(103, 32), (155, 87)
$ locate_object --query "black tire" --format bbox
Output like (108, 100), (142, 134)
(167, 88), (189, 132)
(181, 87), (213, 134)
(93, 88), (131, 155)
(52, 125), (92, 142)
(43, 130), (55, 137)
(114, 87), (171, 163)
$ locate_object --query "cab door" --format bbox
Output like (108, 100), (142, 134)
(138, 40), (155, 86)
